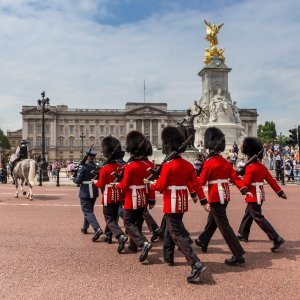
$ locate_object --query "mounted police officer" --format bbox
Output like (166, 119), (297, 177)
(72, 149), (103, 242)
(11, 140), (28, 173)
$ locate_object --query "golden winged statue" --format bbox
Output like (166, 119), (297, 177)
(204, 20), (225, 65)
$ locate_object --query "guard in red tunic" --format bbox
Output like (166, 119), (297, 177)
(95, 136), (128, 253)
(114, 131), (153, 263)
(236, 137), (287, 252)
(196, 127), (247, 266)
(141, 139), (161, 242)
(147, 126), (209, 283)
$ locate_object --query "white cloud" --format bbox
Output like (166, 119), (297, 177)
(0, 0), (299, 135)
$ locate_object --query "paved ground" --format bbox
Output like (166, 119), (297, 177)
(0, 182), (299, 300)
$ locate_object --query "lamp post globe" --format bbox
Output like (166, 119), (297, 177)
(37, 91), (50, 182)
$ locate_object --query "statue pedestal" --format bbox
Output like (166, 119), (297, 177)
(150, 149), (199, 164)
(124, 149), (199, 165)
(196, 122), (245, 152)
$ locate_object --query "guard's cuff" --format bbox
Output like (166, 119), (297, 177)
(277, 190), (284, 197)
(190, 192), (197, 198)
(148, 199), (155, 205)
(200, 198), (208, 205)
(240, 187), (247, 195)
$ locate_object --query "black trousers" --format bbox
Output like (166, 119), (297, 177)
(103, 203), (124, 239)
(238, 202), (279, 241)
(164, 213), (200, 265)
(143, 208), (159, 233)
(124, 208), (148, 247)
(80, 197), (100, 231)
(198, 202), (245, 257)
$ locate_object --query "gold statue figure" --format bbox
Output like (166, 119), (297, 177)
(204, 20), (225, 65)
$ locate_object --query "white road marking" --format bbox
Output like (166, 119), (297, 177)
(0, 202), (164, 208)
(0, 193), (68, 196)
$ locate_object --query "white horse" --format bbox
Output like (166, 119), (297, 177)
(9, 154), (38, 200)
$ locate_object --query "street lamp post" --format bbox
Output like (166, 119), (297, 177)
(37, 91), (50, 183)
(80, 133), (85, 159)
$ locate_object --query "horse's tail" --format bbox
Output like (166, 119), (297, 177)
(28, 160), (37, 187)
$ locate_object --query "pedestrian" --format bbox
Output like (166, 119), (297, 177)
(195, 127), (248, 266)
(72, 149), (103, 242)
(275, 150), (285, 185)
(237, 137), (287, 252)
(95, 136), (128, 253)
(113, 131), (153, 263)
(146, 126), (209, 283)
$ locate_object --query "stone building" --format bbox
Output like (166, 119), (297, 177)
(17, 101), (257, 161)
(6, 129), (22, 150)
(20, 102), (186, 161)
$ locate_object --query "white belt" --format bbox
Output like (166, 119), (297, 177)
(167, 185), (188, 213)
(103, 184), (110, 206)
(208, 179), (229, 204)
(129, 185), (146, 209)
(82, 181), (94, 198)
(251, 182), (264, 205)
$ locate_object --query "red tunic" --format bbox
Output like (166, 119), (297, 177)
(115, 159), (155, 210)
(150, 156), (206, 214)
(95, 162), (123, 206)
(199, 154), (246, 204)
(243, 161), (282, 204)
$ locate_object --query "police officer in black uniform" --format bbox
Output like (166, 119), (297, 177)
(73, 149), (103, 242)
(11, 140), (28, 173)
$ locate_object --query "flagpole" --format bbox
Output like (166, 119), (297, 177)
(144, 79), (145, 104)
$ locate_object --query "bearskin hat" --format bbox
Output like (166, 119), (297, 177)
(204, 127), (225, 152)
(101, 136), (123, 160)
(126, 130), (147, 156)
(161, 126), (186, 154)
(142, 138), (153, 157)
(242, 137), (263, 159)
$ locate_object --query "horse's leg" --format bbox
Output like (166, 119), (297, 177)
(28, 183), (33, 200)
(14, 178), (19, 198)
(21, 179), (27, 196)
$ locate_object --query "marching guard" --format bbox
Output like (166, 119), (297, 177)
(95, 136), (128, 253)
(236, 137), (287, 252)
(73, 149), (103, 242)
(146, 126), (209, 283)
(113, 131), (154, 263)
(195, 127), (247, 266)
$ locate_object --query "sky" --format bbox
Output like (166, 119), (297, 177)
(0, 0), (299, 136)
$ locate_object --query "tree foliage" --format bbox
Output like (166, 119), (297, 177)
(0, 128), (10, 149)
(257, 121), (277, 144)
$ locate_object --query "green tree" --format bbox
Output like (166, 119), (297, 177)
(0, 128), (10, 149)
(257, 121), (277, 144)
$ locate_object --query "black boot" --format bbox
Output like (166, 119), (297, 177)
(92, 228), (103, 242)
(117, 235), (128, 253)
(225, 256), (245, 266)
(187, 262), (207, 283)
(81, 228), (88, 234)
(195, 238), (208, 252)
(271, 236), (285, 252)
(104, 233), (113, 244)
(139, 242), (152, 262)
(236, 233), (249, 242)
(151, 228), (160, 242)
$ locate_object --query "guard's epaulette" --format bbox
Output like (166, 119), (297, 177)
(166, 160), (172, 164)
(206, 156), (214, 161)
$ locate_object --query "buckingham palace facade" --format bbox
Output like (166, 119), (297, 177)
(20, 102), (186, 161)
(19, 102), (257, 161)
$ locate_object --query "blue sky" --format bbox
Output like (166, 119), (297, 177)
(0, 0), (299, 136)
